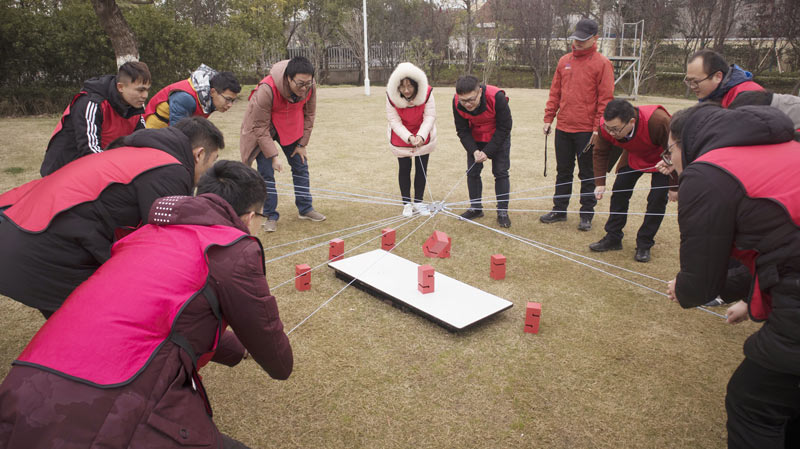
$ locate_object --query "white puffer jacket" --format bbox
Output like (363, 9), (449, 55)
(385, 62), (437, 157)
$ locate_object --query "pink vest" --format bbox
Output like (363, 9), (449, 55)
(454, 85), (507, 143)
(48, 92), (143, 151)
(722, 80), (764, 108)
(0, 147), (181, 233)
(388, 86), (433, 147)
(696, 141), (800, 320)
(14, 223), (253, 387)
(250, 75), (312, 146)
(144, 79), (208, 124)
(599, 105), (669, 172)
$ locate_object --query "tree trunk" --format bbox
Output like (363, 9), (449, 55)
(90, 0), (139, 67)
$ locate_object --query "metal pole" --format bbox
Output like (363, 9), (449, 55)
(363, 0), (370, 96)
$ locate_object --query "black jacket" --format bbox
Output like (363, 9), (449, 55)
(452, 85), (512, 157)
(0, 127), (195, 312)
(40, 75), (146, 176)
(675, 104), (800, 374)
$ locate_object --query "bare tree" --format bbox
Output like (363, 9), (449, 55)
(339, 8), (365, 84)
(458, 0), (475, 73)
(498, 0), (555, 88)
(89, 0), (150, 67)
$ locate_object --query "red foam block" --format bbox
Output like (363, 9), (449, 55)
(423, 231), (450, 258)
(329, 238), (344, 261)
(490, 254), (506, 280)
(524, 302), (541, 334)
(381, 228), (396, 250)
(295, 264), (311, 291)
(418, 264), (434, 294)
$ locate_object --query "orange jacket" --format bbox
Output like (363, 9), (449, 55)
(544, 44), (615, 133)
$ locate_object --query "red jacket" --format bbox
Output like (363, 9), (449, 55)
(0, 194), (292, 448)
(544, 44), (615, 133)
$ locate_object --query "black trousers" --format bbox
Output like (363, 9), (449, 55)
(603, 166), (669, 249)
(726, 357), (800, 448)
(552, 130), (596, 218)
(466, 138), (510, 211)
(398, 154), (430, 204)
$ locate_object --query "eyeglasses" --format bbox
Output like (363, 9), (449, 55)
(290, 78), (313, 89)
(603, 121), (631, 136)
(221, 94), (236, 105)
(458, 92), (480, 106)
(683, 73), (714, 89)
(660, 141), (678, 166)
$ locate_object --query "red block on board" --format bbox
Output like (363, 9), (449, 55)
(490, 254), (506, 280)
(329, 238), (344, 261)
(423, 231), (450, 258)
(381, 228), (396, 251)
(524, 302), (541, 334)
(418, 264), (435, 294)
(295, 264), (311, 291)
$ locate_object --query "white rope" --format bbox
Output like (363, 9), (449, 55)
(441, 160), (478, 204)
(267, 175), (401, 203)
(263, 214), (405, 252)
(444, 184), (674, 207)
(443, 206), (677, 217)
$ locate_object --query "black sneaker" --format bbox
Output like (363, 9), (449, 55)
(577, 216), (592, 231)
(497, 211), (511, 228)
(634, 247), (651, 262)
(460, 209), (484, 220)
(540, 211), (567, 223)
(589, 236), (623, 252)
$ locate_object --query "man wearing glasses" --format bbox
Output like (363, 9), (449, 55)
(453, 75), (513, 228)
(144, 64), (241, 128)
(684, 49), (763, 108)
(240, 56), (325, 232)
(588, 99), (675, 263)
(541, 18), (615, 232)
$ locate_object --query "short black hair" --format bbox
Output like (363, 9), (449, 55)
(210, 71), (241, 94)
(669, 102), (720, 146)
(728, 90), (774, 109)
(455, 75), (480, 94)
(286, 56), (315, 80)
(118, 61), (151, 85)
(174, 116), (225, 152)
(196, 160), (267, 216)
(688, 49), (729, 77)
(603, 99), (637, 123)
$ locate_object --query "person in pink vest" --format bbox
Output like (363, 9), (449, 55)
(240, 56), (325, 233)
(588, 99), (674, 263)
(0, 117), (222, 319)
(144, 64), (241, 129)
(664, 103), (800, 448)
(453, 75), (513, 228)
(684, 49), (763, 108)
(0, 161), (292, 449)
(386, 62), (437, 217)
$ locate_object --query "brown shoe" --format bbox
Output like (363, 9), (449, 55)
(262, 219), (278, 232)
(299, 210), (326, 222)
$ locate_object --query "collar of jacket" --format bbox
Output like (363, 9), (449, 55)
(571, 43), (598, 58)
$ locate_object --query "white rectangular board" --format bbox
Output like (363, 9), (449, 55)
(328, 249), (513, 331)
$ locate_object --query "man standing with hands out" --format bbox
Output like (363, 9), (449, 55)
(541, 18), (614, 232)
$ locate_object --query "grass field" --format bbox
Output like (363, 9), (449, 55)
(0, 87), (756, 448)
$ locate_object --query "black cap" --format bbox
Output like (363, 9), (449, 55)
(569, 18), (598, 41)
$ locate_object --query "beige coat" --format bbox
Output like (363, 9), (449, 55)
(385, 62), (437, 157)
(240, 60), (317, 165)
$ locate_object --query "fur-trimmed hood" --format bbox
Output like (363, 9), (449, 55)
(386, 62), (430, 108)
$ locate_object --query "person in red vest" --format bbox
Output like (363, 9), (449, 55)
(588, 99), (675, 263)
(0, 117), (222, 319)
(684, 49), (763, 108)
(0, 161), (292, 449)
(240, 56), (325, 233)
(541, 18), (615, 232)
(144, 64), (241, 129)
(386, 62), (437, 217)
(664, 103), (800, 448)
(453, 75), (513, 228)
(40, 61), (152, 176)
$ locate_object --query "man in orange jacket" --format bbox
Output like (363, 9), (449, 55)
(541, 18), (614, 232)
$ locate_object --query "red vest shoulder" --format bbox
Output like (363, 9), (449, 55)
(144, 79), (206, 122)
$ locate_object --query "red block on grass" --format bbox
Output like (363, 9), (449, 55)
(418, 264), (435, 294)
(524, 302), (541, 334)
(381, 228), (396, 250)
(295, 264), (311, 291)
(490, 254), (506, 280)
(329, 238), (344, 261)
(423, 231), (451, 258)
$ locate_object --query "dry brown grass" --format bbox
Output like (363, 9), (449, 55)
(0, 87), (756, 448)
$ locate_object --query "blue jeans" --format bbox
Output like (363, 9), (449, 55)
(255, 140), (313, 220)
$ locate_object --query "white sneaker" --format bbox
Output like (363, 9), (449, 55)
(402, 203), (414, 217)
(414, 203), (431, 216)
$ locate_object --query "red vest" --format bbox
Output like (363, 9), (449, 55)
(454, 85), (507, 143)
(388, 86), (433, 147)
(0, 147), (181, 233)
(48, 92), (143, 151)
(250, 75), (312, 146)
(599, 105), (669, 172)
(144, 79), (208, 124)
(722, 80), (764, 108)
(695, 141), (800, 320)
(14, 223), (253, 387)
